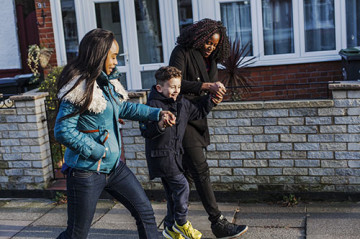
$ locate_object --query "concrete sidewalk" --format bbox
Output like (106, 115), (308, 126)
(0, 198), (359, 239)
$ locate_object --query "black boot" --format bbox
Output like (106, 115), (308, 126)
(211, 215), (248, 238)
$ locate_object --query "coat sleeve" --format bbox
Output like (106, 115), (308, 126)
(118, 101), (161, 122)
(186, 95), (215, 121)
(139, 101), (166, 139)
(54, 101), (105, 161)
(169, 46), (203, 95)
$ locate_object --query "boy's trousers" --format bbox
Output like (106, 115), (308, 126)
(161, 174), (190, 228)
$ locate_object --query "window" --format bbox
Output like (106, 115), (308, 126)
(216, 0), (354, 65)
(177, 0), (193, 31)
(304, 0), (335, 52)
(346, 0), (360, 47)
(60, 0), (79, 63)
(135, 0), (163, 64)
(220, 1), (253, 55)
(262, 0), (294, 55)
(95, 2), (126, 67)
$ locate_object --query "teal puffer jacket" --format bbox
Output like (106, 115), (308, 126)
(54, 71), (161, 173)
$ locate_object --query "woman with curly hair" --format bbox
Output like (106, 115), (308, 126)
(169, 18), (248, 238)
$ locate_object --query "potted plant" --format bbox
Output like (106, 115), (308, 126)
(27, 44), (54, 76)
(219, 39), (256, 101)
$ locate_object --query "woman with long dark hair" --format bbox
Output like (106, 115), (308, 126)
(55, 28), (174, 239)
(169, 19), (248, 238)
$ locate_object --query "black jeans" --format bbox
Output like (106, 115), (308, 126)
(183, 146), (221, 223)
(57, 161), (160, 239)
(161, 174), (189, 228)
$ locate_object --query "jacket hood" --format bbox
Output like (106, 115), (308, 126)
(148, 85), (182, 103)
(57, 70), (129, 114)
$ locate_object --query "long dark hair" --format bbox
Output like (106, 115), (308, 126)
(176, 18), (230, 63)
(57, 28), (115, 118)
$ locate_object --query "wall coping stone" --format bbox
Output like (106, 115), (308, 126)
(329, 81), (360, 90)
(10, 92), (49, 101)
(215, 99), (333, 110)
(128, 91), (147, 98)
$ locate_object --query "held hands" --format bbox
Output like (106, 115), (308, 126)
(205, 81), (225, 104)
(208, 81), (226, 96)
(158, 111), (176, 129)
(211, 92), (223, 104)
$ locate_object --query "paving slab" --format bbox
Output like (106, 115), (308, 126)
(0, 220), (33, 239)
(0, 199), (55, 221)
(306, 202), (360, 239)
(235, 203), (306, 228)
(236, 227), (305, 239)
(12, 227), (64, 239)
(32, 199), (115, 227)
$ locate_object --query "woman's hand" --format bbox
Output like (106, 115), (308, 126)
(158, 111), (176, 129)
(202, 81), (226, 96)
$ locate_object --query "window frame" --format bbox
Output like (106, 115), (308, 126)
(214, 0), (349, 67)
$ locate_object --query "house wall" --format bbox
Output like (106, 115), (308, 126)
(239, 61), (342, 101)
(34, 0), (57, 74)
(0, 0), (21, 70)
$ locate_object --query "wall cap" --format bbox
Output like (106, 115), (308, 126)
(329, 81), (360, 90)
(215, 99), (333, 110)
(10, 92), (49, 101)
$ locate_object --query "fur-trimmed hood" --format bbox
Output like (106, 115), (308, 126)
(57, 72), (129, 114)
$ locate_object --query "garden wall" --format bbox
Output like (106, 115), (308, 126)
(0, 81), (359, 196)
(124, 81), (360, 194)
(0, 92), (52, 190)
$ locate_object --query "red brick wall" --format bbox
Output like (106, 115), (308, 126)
(221, 61), (342, 101)
(34, 0), (57, 75)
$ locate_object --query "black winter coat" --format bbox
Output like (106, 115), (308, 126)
(140, 86), (214, 179)
(169, 45), (218, 147)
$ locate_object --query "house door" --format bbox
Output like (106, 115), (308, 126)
(79, 0), (169, 90)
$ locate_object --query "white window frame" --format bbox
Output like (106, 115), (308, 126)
(214, 0), (349, 67)
(50, 0), (182, 90)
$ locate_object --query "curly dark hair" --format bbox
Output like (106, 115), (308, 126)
(176, 18), (230, 63)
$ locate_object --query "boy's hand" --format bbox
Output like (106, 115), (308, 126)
(211, 93), (223, 104)
(159, 111), (176, 129)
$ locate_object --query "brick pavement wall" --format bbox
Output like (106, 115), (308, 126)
(123, 82), (360, 193)
(0, 92), (52, 190)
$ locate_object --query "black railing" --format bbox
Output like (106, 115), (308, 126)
(0, 93), (15, 108)
(45, 99), (65, 179)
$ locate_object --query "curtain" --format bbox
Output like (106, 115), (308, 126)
(346, 0), (360, 47)
(221, 1), (253, 55)
(262, 0), (294, 55)
(304, 0), (335, 52)
(135, 0), (163, 64)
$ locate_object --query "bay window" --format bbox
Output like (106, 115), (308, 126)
(216, 0), (359, 65)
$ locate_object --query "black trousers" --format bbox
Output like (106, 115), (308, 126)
(182, 146), (222, 223)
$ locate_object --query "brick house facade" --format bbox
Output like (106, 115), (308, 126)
(1, 0), (347, 101)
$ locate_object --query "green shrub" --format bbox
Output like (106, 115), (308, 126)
(38, 66), (63, 102)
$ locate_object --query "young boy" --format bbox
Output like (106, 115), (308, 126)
(140, 66), (222, 239)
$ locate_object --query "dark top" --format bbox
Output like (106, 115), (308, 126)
(169, 45), (218, 147)
(140, 86), (214, 179)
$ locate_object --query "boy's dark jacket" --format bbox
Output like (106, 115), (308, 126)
(140, 85), (215, 179)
